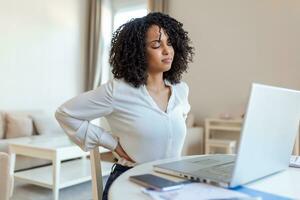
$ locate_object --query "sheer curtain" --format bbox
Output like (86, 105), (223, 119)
(86, 0), (101, 91)
(86, 0), (112, 91)
(148, 0), (169, 13)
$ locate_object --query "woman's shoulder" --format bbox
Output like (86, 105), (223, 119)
(173, 81), (189, 96)
(101, 78), (132, 88)
(102, 78), (140, 95)
(111, 78), (137, 90)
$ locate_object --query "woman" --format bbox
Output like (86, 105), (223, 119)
(55, 12), (194, 200)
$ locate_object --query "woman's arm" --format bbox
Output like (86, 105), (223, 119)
(55, 80), (118, 152)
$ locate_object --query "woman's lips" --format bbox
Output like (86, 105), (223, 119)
(161, 58), (173, 64)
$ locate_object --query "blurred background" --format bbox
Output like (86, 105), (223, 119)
(1, 0), (300, 125)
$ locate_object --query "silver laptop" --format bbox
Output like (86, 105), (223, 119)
(154, 83), (300, 188)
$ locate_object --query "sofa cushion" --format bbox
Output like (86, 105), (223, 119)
(5, 114), (34, 139)
(0, 113), (4, 139)
(31, 114), (63, 135)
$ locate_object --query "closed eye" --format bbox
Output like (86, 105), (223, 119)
(150, 40), (172, 49)
(151, 40), (161, 49)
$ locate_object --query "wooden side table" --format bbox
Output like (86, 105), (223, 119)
(205, 118), (300, 155)
(204, 118), (243, 154)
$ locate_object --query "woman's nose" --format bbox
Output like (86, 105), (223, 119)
(162, 45), (171, 55)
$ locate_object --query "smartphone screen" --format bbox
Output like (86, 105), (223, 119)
(129, 174), (183, 191)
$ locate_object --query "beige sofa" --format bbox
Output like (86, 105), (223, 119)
(0, 111), (64, 171)
(0, 152), (13, 200)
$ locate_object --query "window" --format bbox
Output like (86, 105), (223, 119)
(113, 7), (147, 31)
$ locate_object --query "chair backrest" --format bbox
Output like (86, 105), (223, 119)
(90, 147), (103, 200)
(0, 152), (13, 200)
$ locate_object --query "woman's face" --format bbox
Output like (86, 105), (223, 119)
(145, 25), (174, 74)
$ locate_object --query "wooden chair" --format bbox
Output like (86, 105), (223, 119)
(90, 147), (103, 200)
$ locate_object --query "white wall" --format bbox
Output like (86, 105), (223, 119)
(169, 0), (300, 125)
(0, 0), (88, 114)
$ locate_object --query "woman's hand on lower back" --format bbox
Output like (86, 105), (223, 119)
(114, 142), (135, 163)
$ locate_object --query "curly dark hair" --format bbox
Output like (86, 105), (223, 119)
(109, 12), (194, 88)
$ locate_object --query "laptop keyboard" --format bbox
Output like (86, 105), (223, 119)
(215, 164), (234, 173)
(209, 164), (234, 176)
(195, 163), (234, 181)
(191, 158), (223, 165)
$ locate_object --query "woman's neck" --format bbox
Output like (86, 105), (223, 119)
(146, 73), (166, 93)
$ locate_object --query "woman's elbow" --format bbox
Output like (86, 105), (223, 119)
(55, 108), (65, 124)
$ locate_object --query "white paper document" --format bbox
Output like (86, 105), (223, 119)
(290, 156), (300, 168)
(142, 182), (251, 200)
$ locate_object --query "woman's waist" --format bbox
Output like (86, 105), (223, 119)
(112, 150), (181, 167)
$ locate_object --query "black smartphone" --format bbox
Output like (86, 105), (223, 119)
(129, 174), (183, 191)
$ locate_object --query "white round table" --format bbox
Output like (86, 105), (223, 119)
(108, 155), (300, 200)
(108, 156), (191, 200)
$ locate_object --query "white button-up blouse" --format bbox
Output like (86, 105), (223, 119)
(55, 79), (190, 164)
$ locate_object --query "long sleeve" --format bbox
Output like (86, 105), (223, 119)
(55, 80), (118, 151)
(178, 82), (191, 120)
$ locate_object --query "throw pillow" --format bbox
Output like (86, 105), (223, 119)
(31, 114), (62, 135)
(5, 114), (34, 138)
